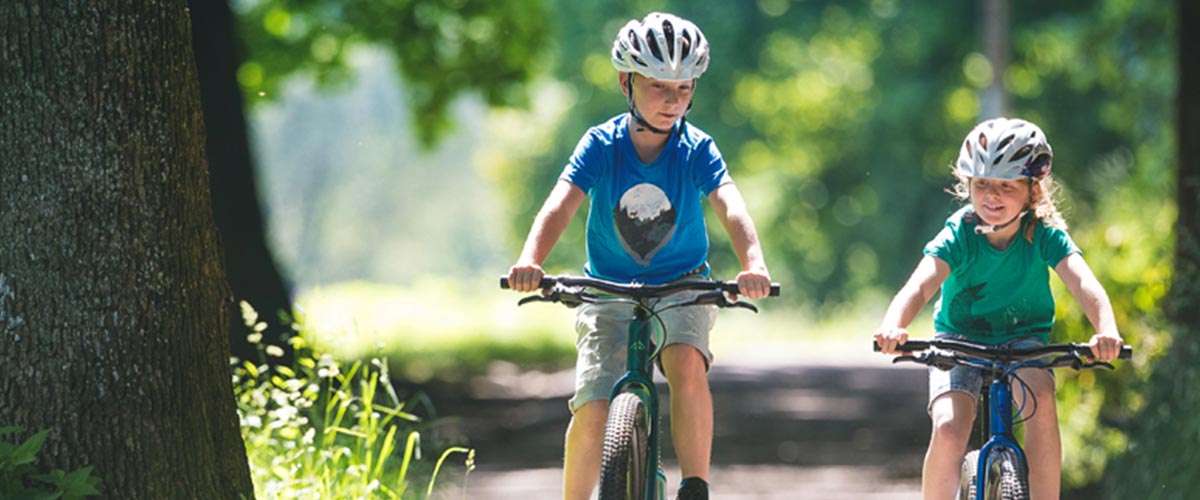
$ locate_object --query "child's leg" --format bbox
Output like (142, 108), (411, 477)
(1015, 367), (1060, 500)
(566, 300), (628, 500)
(563, 399), (608, 500)
(923, 391), (976, 500)
(660, 343), (713, 481)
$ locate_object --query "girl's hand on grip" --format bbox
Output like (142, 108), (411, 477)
(1088, 332), (1123, 362)
(874, 328), (909, 354)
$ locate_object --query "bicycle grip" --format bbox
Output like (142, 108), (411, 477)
(499, 276), (555, 290)
(872, 340), (930, 352)
(720, 282), (782, 296)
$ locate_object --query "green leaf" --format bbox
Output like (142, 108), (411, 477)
(11, 430), (49, 467)
(61, 467), (101, 499)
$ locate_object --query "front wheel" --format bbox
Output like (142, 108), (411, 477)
(599, 392), (650, 500)
(959, 448), (1030, 500)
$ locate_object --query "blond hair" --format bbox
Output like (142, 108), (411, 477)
(950, 173), (1067, 242)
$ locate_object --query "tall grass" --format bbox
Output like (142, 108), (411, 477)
(234, 303), (474, 499)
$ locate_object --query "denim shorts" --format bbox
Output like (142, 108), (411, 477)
(927, 334), (1054, 414)
(568, 275), (717, 412)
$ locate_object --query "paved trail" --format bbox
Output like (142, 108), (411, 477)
(426, 347), (930, 499)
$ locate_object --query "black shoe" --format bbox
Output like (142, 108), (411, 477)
(676, 477), (709, 500)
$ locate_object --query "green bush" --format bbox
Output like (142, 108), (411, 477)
(0, 427), (100, 499)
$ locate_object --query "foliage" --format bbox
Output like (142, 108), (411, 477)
(1100, 328), (1200, 499)
(480, 0), (1177, 488)
(1021, 0), (1176, 490)
(487, 0), (1172, 304)
(235, 308), (475, 499)
(234, 0), (550, 147)
(0, 427), (100, 500)
(292, 279), (577, 383)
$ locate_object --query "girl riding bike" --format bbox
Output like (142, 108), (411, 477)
(873, 117), (1125, 500)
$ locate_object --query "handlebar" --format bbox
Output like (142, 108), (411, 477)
(872, 338), (1132, 361)
(500, 275), (781, 299)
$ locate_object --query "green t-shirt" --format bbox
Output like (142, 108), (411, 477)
(924, 206), (1080, 344)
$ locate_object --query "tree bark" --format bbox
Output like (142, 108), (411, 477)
(189, 0), (295, 366)
(1173, 0), (1200, 326)
(0, 1), (254, 497)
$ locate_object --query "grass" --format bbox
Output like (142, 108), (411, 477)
(235, 306), (475, 499)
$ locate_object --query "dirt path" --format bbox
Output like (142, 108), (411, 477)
(426, 348), (930, 499)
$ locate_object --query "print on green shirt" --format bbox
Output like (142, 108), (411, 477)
(948, 282), (993, 335)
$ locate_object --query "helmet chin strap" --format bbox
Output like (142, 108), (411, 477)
(971, 210), (1027, 235)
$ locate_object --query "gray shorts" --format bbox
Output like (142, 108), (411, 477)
(568, 276), (717, 412)
(927, 334), (1054, 414)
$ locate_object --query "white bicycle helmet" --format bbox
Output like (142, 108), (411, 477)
(956, 117), (1053, 181)
(611, 12), (710, 82)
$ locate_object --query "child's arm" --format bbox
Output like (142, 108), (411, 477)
(875, 255), (949, 354)
(707, 183), (771, 299)
(508, 180), (586, 292)
(1054, 253), (1124, 361)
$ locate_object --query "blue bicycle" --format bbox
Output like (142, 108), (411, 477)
(503, 275), (778, 499)
(875, 338), (1131, 500)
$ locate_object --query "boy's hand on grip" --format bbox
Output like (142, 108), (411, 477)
(734, 268), (771, 301)
(507, 263), (546, 293)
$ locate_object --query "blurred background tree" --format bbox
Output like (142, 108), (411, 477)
(191, 0), (551, 361)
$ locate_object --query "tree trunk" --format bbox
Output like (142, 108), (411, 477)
(0, 2), (254, 497)
(189, 0), (295, 366)
(980, 0), (1010, 118)
(1174, 0), (1200, 324)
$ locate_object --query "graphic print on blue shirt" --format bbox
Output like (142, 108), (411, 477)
(559, 114), (731, 284)
(614, 183), (677, 266)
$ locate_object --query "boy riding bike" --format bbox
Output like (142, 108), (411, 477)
(873, 117), (1124, 500)
(506, 12), (771, 500)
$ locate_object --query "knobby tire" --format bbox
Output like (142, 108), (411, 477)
(959, 448), (1030, 500)
(599, 392), (649, 500)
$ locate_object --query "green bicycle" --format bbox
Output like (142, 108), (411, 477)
(502, 275), (779, 499)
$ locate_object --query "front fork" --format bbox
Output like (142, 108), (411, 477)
(609, 305), (666, 499)
(974, 377), (1029, 495)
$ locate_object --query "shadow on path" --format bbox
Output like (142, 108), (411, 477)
(426, 357), (930, 499)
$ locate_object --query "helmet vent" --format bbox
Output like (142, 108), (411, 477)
(645, 33), (663, 61)
(978, 133), (988, 150)
(662, 19), (676, 60)
(1009, 144), (1034, 162)
(996, 135), (1015, 151)
(1028, 153), (1051, 172)
(964, 140), (972, 157)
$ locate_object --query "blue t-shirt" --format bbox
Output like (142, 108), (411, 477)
(924, 206), (1081, 344)
(559, 114), (732, 284)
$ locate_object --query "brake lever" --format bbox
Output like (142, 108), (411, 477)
(1080, 360), (1116, 371)
(517, 295), (555, 306)
(727, 300), (758, 313)
(688, 291), (760, 313)
(516, 285), (590, 308)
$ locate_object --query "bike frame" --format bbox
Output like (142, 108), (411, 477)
(502, 274), (778, 500)
(876, 338), (1131, 500)
(608, 303), (666, 500)
(964, 357), (1044, 496)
